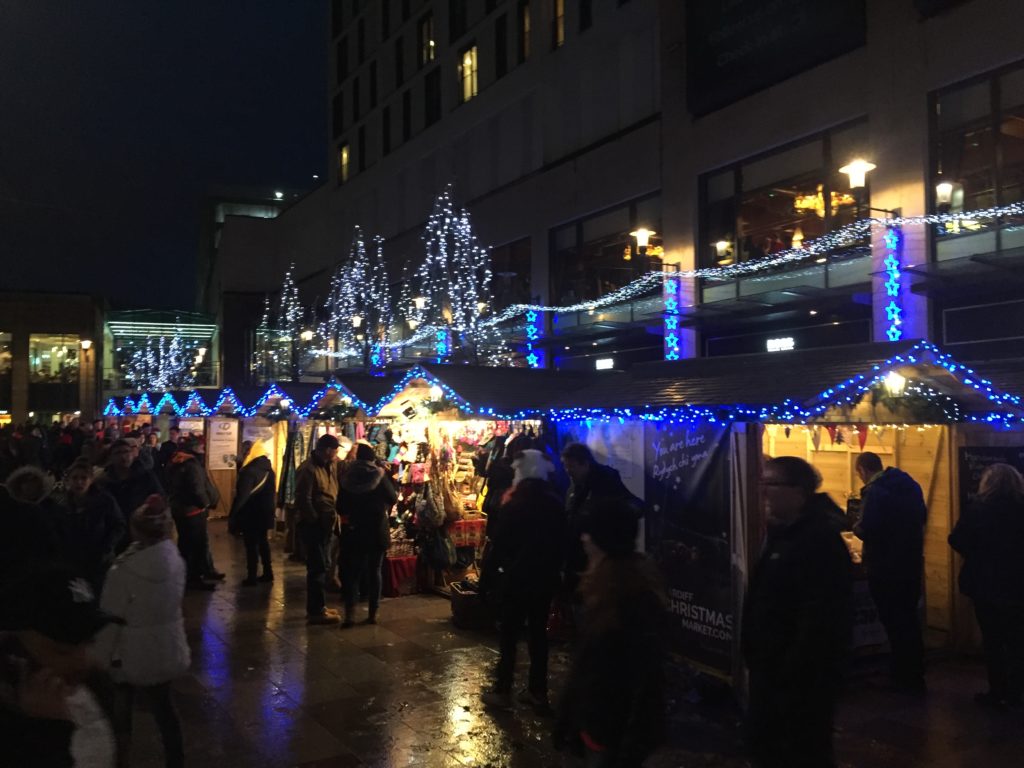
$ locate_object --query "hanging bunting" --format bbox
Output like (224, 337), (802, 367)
(825, 425), (838, 445)
(811, 426), (822, 451)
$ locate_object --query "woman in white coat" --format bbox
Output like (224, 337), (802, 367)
(93, 494), (191, 768)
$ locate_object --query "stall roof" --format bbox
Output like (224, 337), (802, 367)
(548, 340), (1024, 422)
(371, 364), (594, 416)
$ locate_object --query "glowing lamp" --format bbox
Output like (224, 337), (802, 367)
(279, 398), (292, 410)
(351, 315), (363, 328)
(839, 159), (876, 190)
(300, 329), (314, 342)
(79, 339), (93, 351)
(198, 346), (207, 356)
(428, 384), (443, 401)
(413, 296), (427, 310)
(935, 181), (954, 206)
(407, 319), (419, 330)
(883, 371), (907, 397)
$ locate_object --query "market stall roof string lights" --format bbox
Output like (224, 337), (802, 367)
(105, 342), (1024, 427)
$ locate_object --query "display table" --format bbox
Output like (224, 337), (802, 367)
(383, 555), (418, 597)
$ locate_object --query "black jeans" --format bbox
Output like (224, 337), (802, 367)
(974, 599), (1024, 702)
(747, 668), (837, 768)
(242, 527), (273, 579)
(175, 510), (211, 583)
(299, 521), (328, 616)
(112, 682), (183, 768)
(869, 578), (925, 685)
(341, 547), (385, 620)
(495, 592), (553, 696)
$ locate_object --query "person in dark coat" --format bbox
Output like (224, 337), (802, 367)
(742, 456), (852, 768)
(230, 441), (277, 586)
(165, 439), (222, 590)
(482, 450), (566, 713)
(97, 439), (164, 552)
(553, 497), (665, 767)
(481, 456), (514, 541)
(949, 462), (1024, 708)
(157, 428), (181, 474)
(853, 451), (928, 693)
(53, 459), (125, 590)
(0, 466), (63, 583)
(337, 443), (398, 626)
(560, 442), (638, 594)
(295, 434), (342, 625)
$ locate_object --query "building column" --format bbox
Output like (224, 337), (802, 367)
(871, 221), (929, 343)
(11, 331), (29, 423)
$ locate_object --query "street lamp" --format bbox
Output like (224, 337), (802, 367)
(714, 240), (733, 266)
(407, 318), (419, 330)
(351, 314), (363, 329)
(884, 371), (907, 397)
(300, 329), (314, 342)
(80, 339), (93, 351)
(838, 159), (876, 190)
(413, 296), (427, 310)
(629, 228), (655, 260)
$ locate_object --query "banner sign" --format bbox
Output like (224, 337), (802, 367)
(644, 422), (733, 674)
(958, 446), (1024, 511)
(207, 418), (239, 470)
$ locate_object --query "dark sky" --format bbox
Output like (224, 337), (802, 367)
(0, 1), (327, 310)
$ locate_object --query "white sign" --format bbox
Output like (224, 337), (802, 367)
(207, 418), (239, 470)
(178, 417), (205, 435)
(595, 357), (615, 370)
(766, 336), (795, 352)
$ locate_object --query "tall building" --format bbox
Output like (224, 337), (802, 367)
(216, 0), (1024, 379)
(216, 0), (662, 378)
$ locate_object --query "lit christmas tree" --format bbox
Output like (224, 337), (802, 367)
(411, 186), (509, 365)
(123, 327), (196, 391)
(320, 228), (394, 369)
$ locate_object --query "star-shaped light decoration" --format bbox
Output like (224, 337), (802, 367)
(664, 316), (679, 330)
(885, 301), (902, 322)
(886, 325), (903, 341)
(884, 254), (901, 272)
(665, 297), (679, 313)
(885, 276), (901, 296)
(884, 229), (900, 251)
(525, 310), (538, 324)
(665, 333), (679, 349)
(526, 352), (539, 367)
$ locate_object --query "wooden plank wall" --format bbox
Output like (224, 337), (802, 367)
(764, 424), (953, 646)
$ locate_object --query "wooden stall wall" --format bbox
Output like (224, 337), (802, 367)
(763, 424), (954, 647)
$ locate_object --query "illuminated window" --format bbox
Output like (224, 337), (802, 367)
(552, 0), (564, 49)
(338, 144), (350, 183)
(458, 45), (478, 104)
(418, 14), (436, 66)
(29, 334), (80, 383)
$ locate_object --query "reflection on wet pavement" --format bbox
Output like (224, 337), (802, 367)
(123, 522), (1024, 767)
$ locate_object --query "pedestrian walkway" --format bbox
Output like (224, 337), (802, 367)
(124, 522), (1023, 767)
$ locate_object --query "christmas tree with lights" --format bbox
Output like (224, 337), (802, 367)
(123, 327), (196, 391)
(410, 186), (508, 365)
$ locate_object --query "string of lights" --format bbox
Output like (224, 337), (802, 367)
(882, 227), (905, 341)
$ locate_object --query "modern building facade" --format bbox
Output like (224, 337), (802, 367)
(215, 0), (1024, 379)
(0, 293), (104, 424)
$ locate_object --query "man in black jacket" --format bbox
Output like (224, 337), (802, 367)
(742, 457), (852, 768)
(166, 439), (222, 590)
(853, 451), (928, 693)
(97, 439), (164, 552)
(337, 443), (398, 627)
(560, 443), (637, 593)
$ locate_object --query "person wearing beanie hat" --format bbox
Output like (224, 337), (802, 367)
(93, 494), (190, 768)
(553, 497), (666, 767)
(163, 438), (222, 591)
(337, 442), (398, 626)
(481, 452), (566, 713)
(0, 567), (119, 767)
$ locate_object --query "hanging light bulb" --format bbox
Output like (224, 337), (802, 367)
(407, 318), (419, 330)
(414, 296), (427, 310)
(791, 226), (804, 249)
(351, 314), (363, 328)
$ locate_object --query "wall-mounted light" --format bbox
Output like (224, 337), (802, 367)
(883, 371), (907, 397)
(791, 226), (804, 250)
(80, 339), (93, 351)
(198, 346), (207, 356)
(477, 301), (487, 313)
(838, 158), (876, 190)
(935, 181), (953, 206)
(428, 384), (443, 401)
(714, 240), (733, 265)
(300, 329), (314, 342)
(351, 315), (363, 328)
(766, 337), (795, 352)
(407, 318), (419, 330)
(279, 398), (292, 410)
(274, 191), (284, 200)
(413, 296), (427, 310)
(595, 357), (615, 370)
(629, 228), (655, 260)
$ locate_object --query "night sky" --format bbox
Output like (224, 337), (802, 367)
(0, 1), (326, 310)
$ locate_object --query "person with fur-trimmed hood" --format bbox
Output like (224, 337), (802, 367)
(0, 466), (62, 582)
(337, 442), (398, 627)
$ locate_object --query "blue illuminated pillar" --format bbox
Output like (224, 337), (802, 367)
(525, 310), (543, 368)
(663, 272), (682, 360)
(881, 226), (904, 341)
(434, 327), (450, 363)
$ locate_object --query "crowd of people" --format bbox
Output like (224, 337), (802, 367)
(2, 415), (1023, 768)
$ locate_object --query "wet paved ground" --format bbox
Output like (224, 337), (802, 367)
(124, 522), (1024, 767)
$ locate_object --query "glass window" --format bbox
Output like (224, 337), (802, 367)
(381, 0), (390, 37)
(0, 333), (11, 376)
(332, 92), (345, 137)
(357, 18), (366, 63)
(425, 67), (441, 125)
(29, 334), (80, 383)
(418, 14), (436, 66)
(490, 238), (532, 308)
(495, 14), (508, 79)
(369, 61), (378, 108)
(931, 64), (1024, 256)
(550, 198), (662, 304)
(518, 1), (530, 62)
(402, 89), (412, 140)
(353, 76), (361, 121)
(450, 0), (468, 42)
(699, 125), (867, 270)
(458, 45), (478, 104)
(336, 37), (349, 83)
(338, 144), (350, 183)
(358, 125), (367, 172)
(382, 105), (391, 155)
(580, 0), (592, 31)
(394, 37), (404, 87)
(552, 0), (565, 49)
